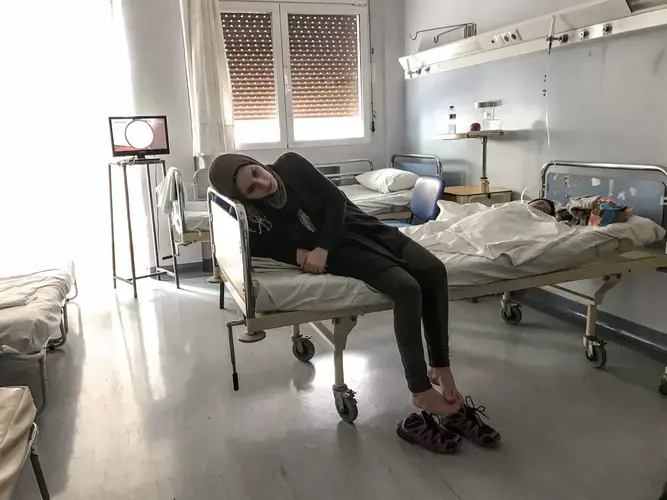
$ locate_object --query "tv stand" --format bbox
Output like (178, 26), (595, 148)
(107, 157), (180, 298)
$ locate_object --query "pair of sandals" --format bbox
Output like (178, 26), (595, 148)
(397, 396), (501, 454)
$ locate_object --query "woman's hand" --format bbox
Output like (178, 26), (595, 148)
(296, 249), (309, 267)
(302, 247), (328, 274)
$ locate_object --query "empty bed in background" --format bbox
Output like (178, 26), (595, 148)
(208, 161), (667, 423)
(156, 167), (220, 287)
(316, 154), (442, 220)
(0, 259), (77, 413)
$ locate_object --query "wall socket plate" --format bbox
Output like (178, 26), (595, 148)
(502, 29), (523, 44)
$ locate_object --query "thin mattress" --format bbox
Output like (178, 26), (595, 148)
(0, 387), (36, 500)
(0, 261), (74, 355)
(241, 202), (666, 313)
(173, 200), (210, 235)
(340, 184), (412, 215)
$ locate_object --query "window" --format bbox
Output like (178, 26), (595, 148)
(220, 2), (372, 149)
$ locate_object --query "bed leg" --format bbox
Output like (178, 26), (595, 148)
(226, 320), (245, 391)
(37, 356), (47, 416)
(219, 282), (225, 310)
(582, 275), (620, 369)
(659, 367), (667, 396)
(30, 436), (51, 500)
(331, 317), (358, 424)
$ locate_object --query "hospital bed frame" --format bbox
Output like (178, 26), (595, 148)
(161, 167), (220, 288)
(3, 272), (78, 415)
(209, 161), (667, 423)
(316, 154), (443, 221)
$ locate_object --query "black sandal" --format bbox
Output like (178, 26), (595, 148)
(443, 396), (501, 448)
(396, 411), (463, 454)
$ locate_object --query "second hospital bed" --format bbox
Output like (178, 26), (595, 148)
(209, 160), (667, 423)
(316, 154), (443, 220)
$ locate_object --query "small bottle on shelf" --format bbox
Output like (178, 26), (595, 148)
(448, 105), (457, 134)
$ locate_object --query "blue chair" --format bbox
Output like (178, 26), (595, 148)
(384, 176), (445, 227)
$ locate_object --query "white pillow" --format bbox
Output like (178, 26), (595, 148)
(355, 168), (419, 194)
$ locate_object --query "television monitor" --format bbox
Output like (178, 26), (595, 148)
(109, 116), (170, 157)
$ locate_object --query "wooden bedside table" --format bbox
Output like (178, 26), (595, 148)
(443, 185), (512, 206)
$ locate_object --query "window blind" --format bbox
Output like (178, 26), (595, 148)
(221, 12), (277, 121)
(288, 14), (360, 119)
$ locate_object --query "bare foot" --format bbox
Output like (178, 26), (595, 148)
(412, 387), (462, 416)
(428, 367), (464, 405)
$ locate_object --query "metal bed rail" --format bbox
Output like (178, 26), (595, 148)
(168, 167), (189, 237)
(207, 187), (255, 319)
(315, 158), (374, 184)
(540, 160), (667, 235)
(391, 153), (443, 178)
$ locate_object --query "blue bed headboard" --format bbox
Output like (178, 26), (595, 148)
(391, 154), (442, 178)
(541, 161), (667, 228)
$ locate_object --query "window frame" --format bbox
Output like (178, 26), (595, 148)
(221, 1), (288, 150)
(219, 0), (373, 151)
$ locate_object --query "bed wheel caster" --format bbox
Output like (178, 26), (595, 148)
(585, 342), (607, 369)
(659, 378), (667, 396)
(501, 305), (522, 326)
(334, 388), (358, 424)
(292, 338), (315, 362)
(238, 330), (266, 343)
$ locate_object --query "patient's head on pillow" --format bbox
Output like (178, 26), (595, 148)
(210, 154), (279, 202)
(528, 198), (555, 216)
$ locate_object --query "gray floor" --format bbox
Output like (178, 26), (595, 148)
(5, 277), (667, 500)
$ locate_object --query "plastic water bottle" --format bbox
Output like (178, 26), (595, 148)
(448, 105), (457, 134)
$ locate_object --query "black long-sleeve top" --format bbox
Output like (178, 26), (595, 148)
(248, 153), (406, 275)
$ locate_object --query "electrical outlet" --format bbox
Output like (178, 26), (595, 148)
(507, 29), (522, 43)
(500, 30), (522, 45)
(491, 34), (506, 46)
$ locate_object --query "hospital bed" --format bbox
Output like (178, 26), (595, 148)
(209, 160), (667, 423)
(0, 261), (77, 413)
(316, 154), (443, 220)
(160, 167), (220, 288)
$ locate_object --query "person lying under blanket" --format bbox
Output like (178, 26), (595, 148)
(209, 152), (501, 454)
(528, 196), (631, 227)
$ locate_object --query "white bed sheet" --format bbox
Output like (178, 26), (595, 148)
(0, 264), (74, 355)
(247, 202), (665, 313)
(173, 200), (209, 234)
(340, 184), (412, 215)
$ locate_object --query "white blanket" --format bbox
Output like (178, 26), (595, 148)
(245, 201), (665, 312)
(403, 201), (665, 266)
(0, 268), (73, 355)
(155, 167), (179, 216)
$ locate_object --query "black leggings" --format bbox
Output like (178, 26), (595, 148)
(342, 239), (450, 393)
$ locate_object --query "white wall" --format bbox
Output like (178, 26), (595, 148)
(403, 0), (667, 333)
(121, 0), (202, 267)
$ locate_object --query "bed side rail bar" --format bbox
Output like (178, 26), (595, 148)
(391, 153), (443, 178)
(315, 159), (374, 182)
(193, 167), (210, 201)
(207, 187), (255, 319)
(167, 167), (188, 233)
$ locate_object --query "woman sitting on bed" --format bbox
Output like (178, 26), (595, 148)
(210, 152), (500, 452)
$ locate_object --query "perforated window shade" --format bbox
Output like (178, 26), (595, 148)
(221, 12), (277, 121)
(288, 14), (360, 119)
